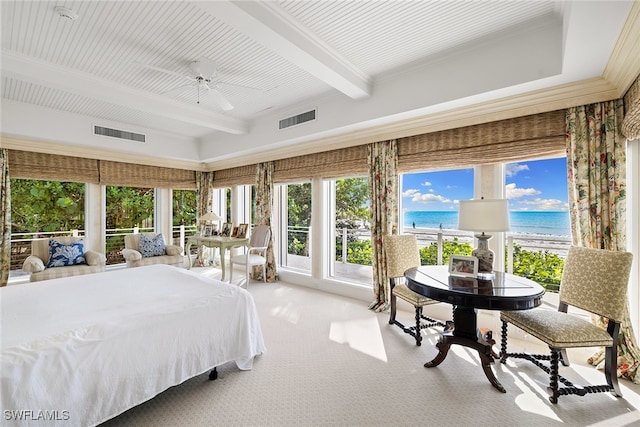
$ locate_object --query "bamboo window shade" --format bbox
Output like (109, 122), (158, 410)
(622, 73), (640, 140)
(99, 160), (196, 189)
(8, 150), (100, 183)
(397, 110), (566, 172)
(273, 145), (368, 182)
(213, 164), (257, 188)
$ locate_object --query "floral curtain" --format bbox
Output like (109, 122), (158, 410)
(195, 171), (215, 265)
(566, 99), (640, 383)
(254, 162), (277, 282)
(367, 140), (398, 312)
(0, 149), (10, 287)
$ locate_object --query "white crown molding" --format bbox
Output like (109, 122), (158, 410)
(203, 76), (619, 171)
(603, 1), (640, 95)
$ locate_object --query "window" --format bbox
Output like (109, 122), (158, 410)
(172, 189), (197, 246)
(105, 186), (154, 265)
(9, 178), (85, 272)
(505, 157), (570, 292)
(329, 177), (371, 284)
(277, 182), (312, 273)
(400, 168), (474, 265)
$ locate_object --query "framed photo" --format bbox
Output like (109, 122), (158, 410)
(220, 222), (233, 237)
(449, 255), (479, 278)
(231, 226), (239, 237)
(203, 225), (213, 237)
(236, 223), (248, 238)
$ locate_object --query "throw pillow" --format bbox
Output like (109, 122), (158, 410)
(139, 234), (166, 257)
(46, 239), (86, 268)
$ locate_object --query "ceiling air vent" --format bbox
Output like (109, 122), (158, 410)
(94, 125), (146, 143)
(279, 109), (316, 130)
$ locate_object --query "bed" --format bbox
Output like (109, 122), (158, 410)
(0, 264), (266, 426)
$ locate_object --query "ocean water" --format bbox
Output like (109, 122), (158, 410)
(404, 211), (571, 237)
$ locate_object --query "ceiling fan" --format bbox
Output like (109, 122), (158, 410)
(139, 57), (240, 111)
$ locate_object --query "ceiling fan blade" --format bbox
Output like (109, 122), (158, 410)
(207, 88), (234, 111)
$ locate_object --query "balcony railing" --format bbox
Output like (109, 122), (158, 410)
(9, 225), (198, 270)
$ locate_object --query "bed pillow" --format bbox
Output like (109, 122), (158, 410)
(139, 234), (166, 257)
(46, 239), (86, 267)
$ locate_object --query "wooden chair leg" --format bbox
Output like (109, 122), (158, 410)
(500, 320), (508, 363)
(548, 348), (560, 404)
(414, 306), (422, 346)
(262, 264), (266, 282)
(389, 293), (397, 324)
(606, 343), (622, 397)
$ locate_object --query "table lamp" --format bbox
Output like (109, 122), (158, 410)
(457, 198), (510, 279)
(200, 212), (220, 234)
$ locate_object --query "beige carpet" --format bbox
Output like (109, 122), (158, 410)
(102, 276), (640, 427)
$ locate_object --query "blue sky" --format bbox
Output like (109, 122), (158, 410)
(401, 157), (569, 212)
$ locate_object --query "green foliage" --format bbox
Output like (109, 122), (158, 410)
(287, 183), (312, 256)
(336, 238), (372, 265)
(419, 238), (473, 265)
(172, 190), (197, 226)
(105, 186), (154, 229)
(335, 178), (369, 228)
(10, 179), (85, 233)
(508, 244), (564, 291)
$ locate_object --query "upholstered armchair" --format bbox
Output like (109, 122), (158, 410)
(500, 246), (633, 404)
(122, 232), (185, 268)
(22, 236), (106, 282)
(385, 234), (447, 346)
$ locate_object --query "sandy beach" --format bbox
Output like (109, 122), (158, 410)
(402, 227), (571, 257)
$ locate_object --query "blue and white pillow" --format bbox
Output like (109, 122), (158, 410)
(139, 234), (166, 257)
(46, 239), (86, 268)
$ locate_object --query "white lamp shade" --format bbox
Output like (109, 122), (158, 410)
(200, 212), (220, 222)
(458, 199), (510, 232)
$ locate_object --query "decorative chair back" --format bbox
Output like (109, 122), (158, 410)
(384, 234), (421, 279)
(559, 246), (633, 323)
(250, 225), (271, 250)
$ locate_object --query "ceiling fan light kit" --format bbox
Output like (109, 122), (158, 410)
(150, 57), (234, 110)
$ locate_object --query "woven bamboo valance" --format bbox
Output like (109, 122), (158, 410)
(99, 160), (196, 189)
(397, 110), (566, 172)
(274, 144), (368, 182)
(8, 150), (100, 183)
(213, 164), (257, 188)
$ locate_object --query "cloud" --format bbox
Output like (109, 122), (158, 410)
(402, 189), (419, 197)
(411, 193), (451, 203)
(506, 163), (529, 177)
(422, 181), (432, 187)
(517, 198), (568, 211)
(505, 182), (540, 199)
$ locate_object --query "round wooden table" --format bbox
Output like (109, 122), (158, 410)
(405, 265), (545, 393)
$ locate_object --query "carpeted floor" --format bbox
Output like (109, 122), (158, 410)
(102, 275), (640, 427)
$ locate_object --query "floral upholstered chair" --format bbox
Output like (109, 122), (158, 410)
(22, 236), (106, 282)
(122, 232), (184, 268)
(500, 246), (633, 404)
(384, 234), (447, 346)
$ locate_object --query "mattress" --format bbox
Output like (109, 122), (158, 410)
(0, 264), (265, 426)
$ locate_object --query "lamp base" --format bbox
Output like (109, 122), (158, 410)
(472, 233), (494, 274)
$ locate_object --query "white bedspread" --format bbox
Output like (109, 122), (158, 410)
(0, 265), (265, 426)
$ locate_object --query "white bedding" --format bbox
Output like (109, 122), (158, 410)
(0, 264), (265, 426)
